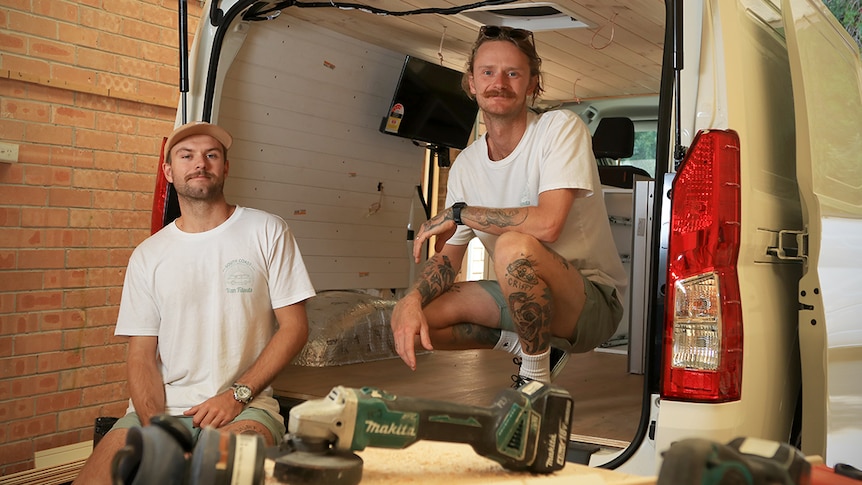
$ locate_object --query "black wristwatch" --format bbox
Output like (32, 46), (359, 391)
(452, 202), (467, 225)
(231, 383), (253, 405)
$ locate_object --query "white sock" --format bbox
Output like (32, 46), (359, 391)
(493, 330), (523, 356)
(519, 348), (551, 382)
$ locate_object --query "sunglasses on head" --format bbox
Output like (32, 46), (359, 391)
(479, 25), (535, 45)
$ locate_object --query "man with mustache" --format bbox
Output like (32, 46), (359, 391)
(390, 26), (627, 386)
(74, 122), (315, 484)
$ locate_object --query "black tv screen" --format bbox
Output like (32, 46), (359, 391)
(380, 56), (479, 150)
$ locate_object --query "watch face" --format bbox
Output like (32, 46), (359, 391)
(234, 385), (252, 403)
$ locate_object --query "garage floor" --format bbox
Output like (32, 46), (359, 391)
(272, 348), (643, 445)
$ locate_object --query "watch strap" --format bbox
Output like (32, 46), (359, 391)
(452, 202), (467, 225)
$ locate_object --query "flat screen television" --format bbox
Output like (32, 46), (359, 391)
(379, 56), (479, 150)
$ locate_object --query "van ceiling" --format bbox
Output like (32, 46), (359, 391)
(272, 0), (665, 105)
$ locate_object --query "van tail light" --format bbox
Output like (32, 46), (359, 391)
(662, 130), (743, 403)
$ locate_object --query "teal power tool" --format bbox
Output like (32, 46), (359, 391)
(274, 381), (573, 484)
(657, 436), (811, 485)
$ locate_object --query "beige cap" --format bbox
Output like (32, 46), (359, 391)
(165, 121), (233, 154)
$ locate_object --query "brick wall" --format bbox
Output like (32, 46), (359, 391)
(0, 0), (202, 475)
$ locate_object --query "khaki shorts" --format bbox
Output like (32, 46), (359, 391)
(111, 407), (286, 445)
(475, 272), (623, 353)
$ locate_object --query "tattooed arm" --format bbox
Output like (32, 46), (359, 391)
(391, 243), (468, 370)
(460, 188), (579, 243)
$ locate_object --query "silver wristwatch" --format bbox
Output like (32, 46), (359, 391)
(231, 383), (253, 404)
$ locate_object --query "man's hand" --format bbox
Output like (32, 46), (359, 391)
(183, 391), (244, 429)
(390, 293), (433, 370)
(413, 209), (457, 263)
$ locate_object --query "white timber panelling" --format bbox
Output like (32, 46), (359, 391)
(218, 15), (428, 291)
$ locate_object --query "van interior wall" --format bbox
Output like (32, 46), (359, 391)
(217, 15), (427, 293)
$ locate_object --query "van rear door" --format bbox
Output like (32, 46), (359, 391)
(782, 0), (862, 468)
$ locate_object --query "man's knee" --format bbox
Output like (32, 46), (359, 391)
(494, 232), (541, 259)
(221, 420), (276, 446)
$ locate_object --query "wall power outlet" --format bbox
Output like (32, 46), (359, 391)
(0, 142), (20, 163)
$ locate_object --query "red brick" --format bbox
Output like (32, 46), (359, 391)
(18, 249), (65, 269)
(51, 146), (95, 169)
(0, 31), (26, 53)
(90, 228), (134, 248)
(16, 330), (62, 355)
(66, 248), (109, 268)
(75, 128), (118, 151)
(82, 381), (126, 406)
(138, 117), (173, 138)
(104, 0), (143, 19)
(106, 286), (124, 306)
(0, 335), (11, 357)
(1, 99), (51, 122)
(0, 207), (22, 226)
(58, 22), (98, 48)
(0, 440), (34, 466)
(23, 165), (72, 186)
(30, 38), (75, 64)
(64, 288), (108, 308)
(19, 144), (52, 165)
(41, 309), (86, 331)
(69, 208), (112, 228)
(58, 365), (102, 391)
(141, 3), (176, 29)
(0, 294), (16, 313)
(97, 112), (137, 135)
(109, 248), (134, 267)
(0, 119), (26, 141)
(8, 414), (57, 441)
(87, 267), (125, 287)
(79, 7), (122, 34)
(84, 343), (126, 365)
(43, 269), (87, 289)
(91, 190), (133, 210)
(51, 64), (98, 90)
(117, 99), (172, 119)
(122, 18), (161, 43)
(58, 405), (102, 432)
(20, 206), (70, 226)
(3, 53), (52, 78)
(85, 306), (120, 328)
(18, 290), (63, 312)
(48, 187), (92, 208)
(0, 163), (25, 184)
(72, 168), (116, 190)
(41, 228), (90, 248)
(0, 185), (49, 206)
(33, 429), (83, 454)
(0, 251), (15, 269)
(0, 313), (39, 336)
(110, 209), (148, 229)
(35, 389), (82, 414)
(76, 92), (117, 112)
(76, 46), (117, 72)
(6, 373), (60, 399)
(53, 105), (97, 129)
(37, 349), (84, 373)
(2, 461), (36, 477)
(8, 11), (58, 39)
(0, 271), (43, 292)
(119, 132), (163, 155)
(27, 83), (75, 105)
(31, 0), (79, 22)
(103, 362), (127, 383)
(0, 355), (38, 380)
(25, 123), (74, 146)
(98, 32), (140, 58)
(63, 326), (108, 349)
(94, 150), (136, 172)
(137, 79), (178, 105)
(139, 41), (176, 65)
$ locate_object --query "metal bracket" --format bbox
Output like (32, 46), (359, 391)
(767, 229), (807, 262)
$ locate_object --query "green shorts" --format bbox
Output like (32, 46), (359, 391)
(111, 407), (286, 445)
(475, 272), (623, 354)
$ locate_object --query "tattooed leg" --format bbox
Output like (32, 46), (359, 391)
(505, 258), (553, 355)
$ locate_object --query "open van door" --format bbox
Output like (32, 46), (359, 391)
(782, 0), (862, 468)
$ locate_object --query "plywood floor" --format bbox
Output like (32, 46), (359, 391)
(272, 348), (644, 444)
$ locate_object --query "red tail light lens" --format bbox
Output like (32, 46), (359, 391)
(662, 130), (742, 402)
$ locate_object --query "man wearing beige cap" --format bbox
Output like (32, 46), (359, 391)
(74, 122), (316, 484)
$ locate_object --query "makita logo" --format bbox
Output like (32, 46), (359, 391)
(364, 420), (416, 436)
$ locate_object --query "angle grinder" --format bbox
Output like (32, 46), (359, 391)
(273, 380), (574, 485)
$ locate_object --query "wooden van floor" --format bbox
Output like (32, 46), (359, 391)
(272, 348), (643, 444)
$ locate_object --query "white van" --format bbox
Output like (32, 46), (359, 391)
(165, 0), (862, 476)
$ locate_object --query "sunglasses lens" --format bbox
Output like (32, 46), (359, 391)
(480, 26), (532, 42)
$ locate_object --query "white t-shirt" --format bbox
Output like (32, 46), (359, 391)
(446, 109), (627, 297)
(115, 206), (316, 422)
